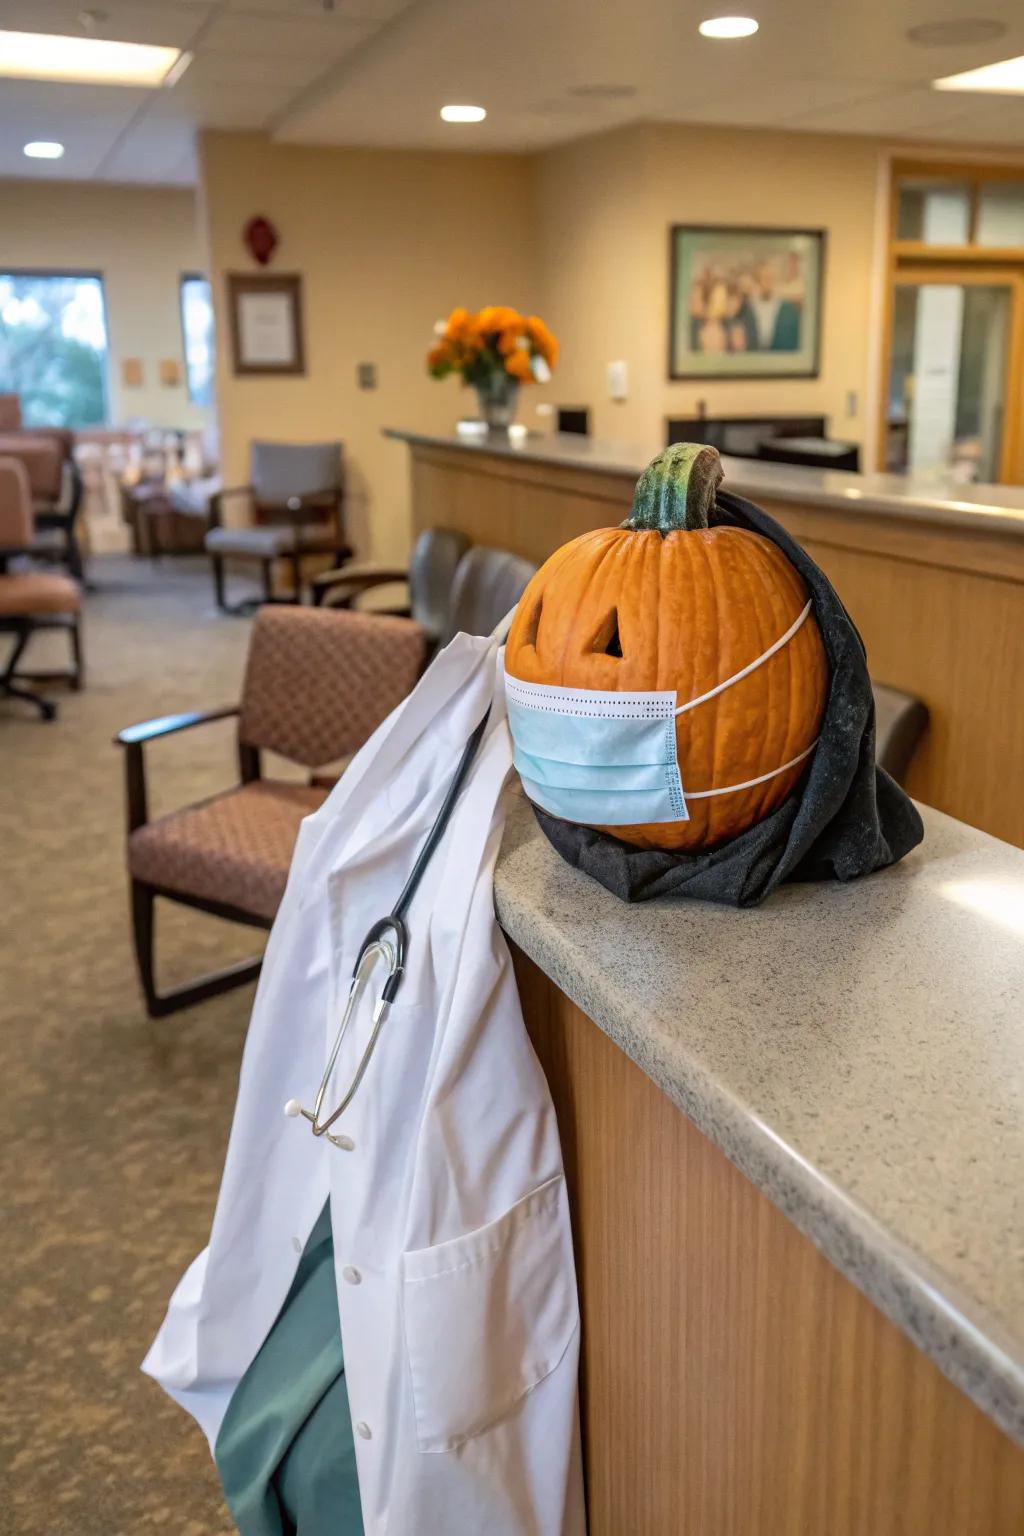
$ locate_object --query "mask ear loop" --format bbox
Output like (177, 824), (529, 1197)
(672, 597), (818, 798)
(675, 599), (813, 717)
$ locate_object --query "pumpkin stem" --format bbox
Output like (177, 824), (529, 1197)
(623, 443), (724, 534)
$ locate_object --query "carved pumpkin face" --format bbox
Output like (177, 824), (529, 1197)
(504, 444), (828, 852)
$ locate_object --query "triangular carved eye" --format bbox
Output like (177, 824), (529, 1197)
(592, 609), (623, 658)
(522, 594), (543, 647)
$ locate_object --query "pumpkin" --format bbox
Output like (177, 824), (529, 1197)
(505, 443), (828, 851)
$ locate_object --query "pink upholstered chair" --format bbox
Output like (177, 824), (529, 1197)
(0, 456), (83, 721)
(115, 603), (427, 1017)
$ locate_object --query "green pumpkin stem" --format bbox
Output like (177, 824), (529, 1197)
(623, 443), (724, 534)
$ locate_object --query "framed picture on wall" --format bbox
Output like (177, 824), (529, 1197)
(669, 226), (825, 380)
(227, 272), (306, 376)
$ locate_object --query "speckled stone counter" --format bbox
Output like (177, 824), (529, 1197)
(494, 793), (1024, 1447)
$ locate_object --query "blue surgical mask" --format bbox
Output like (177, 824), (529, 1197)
(504, 599), (816, 826)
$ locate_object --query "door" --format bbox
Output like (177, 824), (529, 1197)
(885, 268), (1024, 484)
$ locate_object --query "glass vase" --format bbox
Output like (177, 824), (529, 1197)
(474, 375), (520, 432)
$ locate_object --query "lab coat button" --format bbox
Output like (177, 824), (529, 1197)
(292, 1236), (302, 1254)
(355, 1421), (372, 1440)
(342, 1265), (362, 1285)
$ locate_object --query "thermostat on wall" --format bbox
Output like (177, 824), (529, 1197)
(357, 362), (377, 390)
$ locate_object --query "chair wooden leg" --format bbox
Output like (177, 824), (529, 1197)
(131, 880), (159, 1015)
(70, 615), (84, 691)
(212, 553), (227, 611)
(261, 558), (274, 604)
(130, 880), (264, 1019)
(289, 551), (302, 603)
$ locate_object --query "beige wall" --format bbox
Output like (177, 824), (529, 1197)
(0, 179), (208, 430)
(534, 123), (886, 454)
(200, 133), (540, 562)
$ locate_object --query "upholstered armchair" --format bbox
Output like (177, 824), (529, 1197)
(0, 455), (82, 720)
(205, 440), (351, 611)
(115, 603), (426, 1017)
(0, 429), (84, 579)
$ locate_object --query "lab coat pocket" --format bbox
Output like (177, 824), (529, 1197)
(401, 1174), (578, 1453)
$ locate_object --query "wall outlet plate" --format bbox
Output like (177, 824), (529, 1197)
(607, 359), (628, 401)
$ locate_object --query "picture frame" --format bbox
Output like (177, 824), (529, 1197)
(227, 272), (306, 377)
(668, 225), (825, 381)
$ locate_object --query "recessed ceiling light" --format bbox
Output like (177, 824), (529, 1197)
(698, 16), (759, 39)
(908, 18), (1006, 47)
(934, 53), (1024, 93)
(0, 29), (182, 87)
(440, 103), (487, 123)
(23, 141), (65, 159)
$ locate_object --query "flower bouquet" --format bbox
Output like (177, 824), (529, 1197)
(427, 306), (558, 429)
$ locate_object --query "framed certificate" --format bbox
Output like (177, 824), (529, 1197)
(227, 273), (306, 376)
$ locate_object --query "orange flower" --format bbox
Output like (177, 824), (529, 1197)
(426, 341), (450, 372)
(504, 347), (534, 383)
(526, 316), (558, 368)
(497, 325), (524, 356)
(478, 305), (521, 338)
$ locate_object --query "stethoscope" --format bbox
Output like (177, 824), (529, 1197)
(284, 705), (492, 1148)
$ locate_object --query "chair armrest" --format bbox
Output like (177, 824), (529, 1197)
(209, 485), (253, 528)
(312, 565), (410, 608)
(115, 706), (239, 831)
(115, 704), (239, 747)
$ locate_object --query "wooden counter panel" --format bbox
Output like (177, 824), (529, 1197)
(793, 536), (1024, 846)
(513, 949), (1024, 1536)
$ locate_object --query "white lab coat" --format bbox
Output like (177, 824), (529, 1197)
(143, 633), (586, 1536)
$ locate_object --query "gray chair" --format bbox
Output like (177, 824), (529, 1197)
(206, 440), (351, 612)
(312, 527), (469, 653)
(441, 545), (537, 642)
(314, 534), (536, 667)
(872, 681), (928, 785)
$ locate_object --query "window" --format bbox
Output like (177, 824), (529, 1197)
(180, 274), (215, 407)
(0, 270), (109, 427)
(896, 177), (971, 245)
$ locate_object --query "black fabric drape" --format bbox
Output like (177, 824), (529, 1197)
(531, 488), (924, 907)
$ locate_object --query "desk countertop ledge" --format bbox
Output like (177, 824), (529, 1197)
(494, 794), (1024, 1447)
(385, 425), (1024, 539)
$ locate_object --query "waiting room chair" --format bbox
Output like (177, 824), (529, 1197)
(312, 526), (470, 653)
(872, 682), (928, 785)
(116, 603), (427, 1017)
(0, 457), (83, 721)
(205, 440), (351, 613)
(0, 429), (85, 580)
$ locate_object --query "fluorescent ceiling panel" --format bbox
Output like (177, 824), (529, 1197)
(0, 29), (182, 87)
(934, 54), (1024, 95)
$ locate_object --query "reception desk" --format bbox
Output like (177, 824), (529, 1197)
(386, 427), (1024, 848)
(494, 793), (1024, 1534)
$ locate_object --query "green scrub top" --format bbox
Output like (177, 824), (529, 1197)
(214, 1202), (365, 1536)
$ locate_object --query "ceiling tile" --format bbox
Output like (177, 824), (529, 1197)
(782, 86), (979, 138)
(200, 8), (376, 59)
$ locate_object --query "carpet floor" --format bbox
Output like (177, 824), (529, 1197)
(0, 556), (276, 1535)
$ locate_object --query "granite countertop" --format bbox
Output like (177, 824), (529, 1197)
(493, 793), (1024, 1446)
(385, 426), (1024, 539)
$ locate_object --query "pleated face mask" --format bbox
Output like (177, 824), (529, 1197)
(504, 599), (817, 827)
